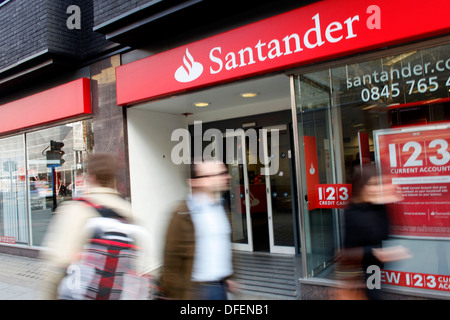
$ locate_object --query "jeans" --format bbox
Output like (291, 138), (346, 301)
(195, 280), (228, 300)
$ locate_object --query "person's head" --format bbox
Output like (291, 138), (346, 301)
(350, 164), (387, 204)
(188, 161), (230, 195)
(86, 152), (119, 188)
(350, 164), (402, 204)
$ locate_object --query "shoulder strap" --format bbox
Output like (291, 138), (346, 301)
(75, 197), (126, 220)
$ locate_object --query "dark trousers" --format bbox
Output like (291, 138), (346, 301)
(195, 280), (228, 300)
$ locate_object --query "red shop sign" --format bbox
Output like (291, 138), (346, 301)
(0, 78), (91, 134)
(116, 0), (450, 106)
(315, 184), (352, 209)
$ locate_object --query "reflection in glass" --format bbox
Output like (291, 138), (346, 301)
(294, 43), (450, 280)
(26, 120), (93, 246)
(0, 136), (27, 245)
(266, 129), (294, 248)
(295, 71), (339, 277)
(225, 134), (249, 247)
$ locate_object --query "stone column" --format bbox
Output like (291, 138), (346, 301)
(90, 55), (130, 198)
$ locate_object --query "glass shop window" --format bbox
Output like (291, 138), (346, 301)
(294, 43), (450, 295)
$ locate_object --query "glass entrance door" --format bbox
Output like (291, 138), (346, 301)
(293, 72), (343, 276)
(224, 130), (253, 251)
(262, 126), (296, 254)
(224, 126), (295, 254)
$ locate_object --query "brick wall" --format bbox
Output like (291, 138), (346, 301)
(0, 0), (113, 73)
(47, 0), (113, 58)
(46, 0), (82, 58)
(0, 0), (48, 70)
(93, 0), (154, 27)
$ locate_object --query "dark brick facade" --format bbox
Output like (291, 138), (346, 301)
(93, 0), (154, 27)
(0, 0), (48, 71)
(0, 0), (307, 83)
(91, 0), (308, 48)
(0, 0), (113, 79)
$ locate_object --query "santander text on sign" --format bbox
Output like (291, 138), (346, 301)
(116, 0), (450, 106)
(208, 12), (360, 76)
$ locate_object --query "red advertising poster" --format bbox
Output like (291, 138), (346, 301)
(315, 184), (352, 209)
(304, 136), (320, 210)
(374, 124), (450, 238)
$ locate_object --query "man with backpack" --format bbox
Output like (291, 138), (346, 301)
(41, 153), (156, 300)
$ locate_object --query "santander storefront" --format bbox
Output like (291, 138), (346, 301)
(117, 0), (450, 299)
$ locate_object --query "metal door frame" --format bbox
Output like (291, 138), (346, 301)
(261, 125), (296, 254)
(224, 130), (253, 251)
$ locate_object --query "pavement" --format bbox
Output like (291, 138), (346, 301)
(0, 252), (281, 300)
(0, 252), (44, 300)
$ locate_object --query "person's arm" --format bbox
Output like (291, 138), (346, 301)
(161, 211), (195, 299)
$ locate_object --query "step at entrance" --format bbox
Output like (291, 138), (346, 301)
(233, 251), (301, 300)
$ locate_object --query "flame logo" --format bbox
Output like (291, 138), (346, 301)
(174, 48), (203, 83)
(309, 163), (315, 175)
(248, 192), (260, 207)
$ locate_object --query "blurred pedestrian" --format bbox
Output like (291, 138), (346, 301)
(40, 152), (156, 300)
(161, 160), (237, 300)
(335, 164), (411, 300)
(58, 181), (67, 197)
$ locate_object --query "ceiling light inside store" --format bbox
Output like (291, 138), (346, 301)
(240, 92), (259, 98)
(193, 102), (210, 107)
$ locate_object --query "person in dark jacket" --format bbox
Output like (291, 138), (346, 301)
(337, 164), (410, 300)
